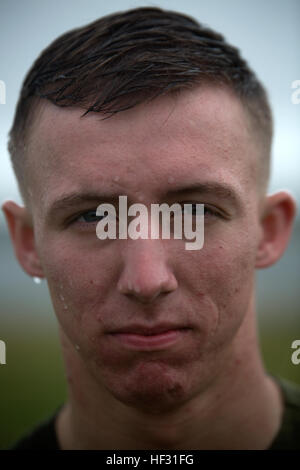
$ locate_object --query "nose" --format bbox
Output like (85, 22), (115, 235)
(117, 239), (178, 304)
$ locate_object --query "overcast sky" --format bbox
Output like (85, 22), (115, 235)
(0, 0), (299, 230)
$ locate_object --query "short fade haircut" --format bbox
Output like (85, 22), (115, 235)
(8, 7), (272, 201)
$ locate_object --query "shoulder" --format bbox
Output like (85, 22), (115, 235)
(10, 411), (61, 450)
(269, 377), (300, 450)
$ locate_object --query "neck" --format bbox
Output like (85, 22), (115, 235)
(56, 305), (283, 450)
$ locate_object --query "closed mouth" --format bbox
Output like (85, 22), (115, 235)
(108, 325), (192, 350)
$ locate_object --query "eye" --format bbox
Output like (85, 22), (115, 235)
(203, 205), (219, 217)
(75, 209), (108, 224)
(181, 203), (220, 218)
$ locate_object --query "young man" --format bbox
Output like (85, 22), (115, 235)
(3, 7), (300, 449)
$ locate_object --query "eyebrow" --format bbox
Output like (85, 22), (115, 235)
(46, 192), (119, 223)
(167, 182), (240, 206)
(46, 181), (241, 221)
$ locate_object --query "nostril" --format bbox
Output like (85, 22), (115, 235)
(118, 277), (176, 304)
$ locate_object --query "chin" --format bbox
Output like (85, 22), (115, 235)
(101, 359), (195, 414)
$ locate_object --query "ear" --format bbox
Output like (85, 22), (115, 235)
(255, 191), (296, 268)
(2, 200), (45, 278)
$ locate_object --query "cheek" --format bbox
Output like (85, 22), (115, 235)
(182, 228), (258, 340)
(210, 240), (255, 299)
(37, 240), (114, 345)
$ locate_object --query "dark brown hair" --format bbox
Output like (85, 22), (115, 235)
(8, 7), (272, 199)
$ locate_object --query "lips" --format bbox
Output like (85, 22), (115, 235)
(108, 324), (192, 350)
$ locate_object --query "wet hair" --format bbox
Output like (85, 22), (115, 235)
(8, 7), (272, 200)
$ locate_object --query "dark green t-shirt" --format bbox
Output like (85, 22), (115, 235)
(268, 377), (300, 449)
(11, 377), (300, 450)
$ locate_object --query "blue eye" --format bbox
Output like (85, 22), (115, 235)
(77, 210), (107, 223)
(203, 205), (216, 217)
(182, 203), (212, 215)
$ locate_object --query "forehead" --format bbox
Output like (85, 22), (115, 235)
(27, 85), (258, 207)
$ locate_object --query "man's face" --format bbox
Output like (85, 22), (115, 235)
(26, 86), (263, 411)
